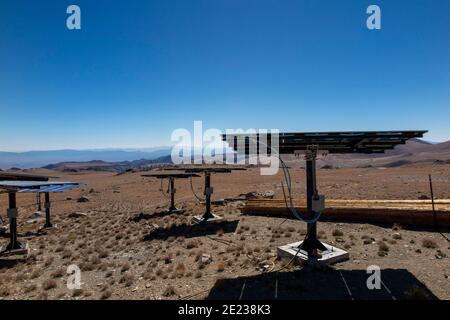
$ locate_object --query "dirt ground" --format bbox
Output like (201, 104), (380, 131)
(0, 164), (449, 300)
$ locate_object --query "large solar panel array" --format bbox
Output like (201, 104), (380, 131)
(223, 130), (428, 154)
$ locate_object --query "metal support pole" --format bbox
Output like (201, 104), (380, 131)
(298, 149), (327, 257)
(3, 192), (25, 252)
(37, 193), (42, 211)
(169, 177), (176, 212)
(43, 192), (53, 228)
(202, 172), (214, 220)
(429, 174), (436, 227)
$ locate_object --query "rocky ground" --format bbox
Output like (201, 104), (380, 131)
(0, 164), (449, 300)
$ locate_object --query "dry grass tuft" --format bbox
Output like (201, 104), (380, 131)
(51, 268), (65, 278)
(162, 285), (178, 297)
(42, 279), (57, 290)
(119, 273), (135, 287)
(216, 261), (225, 272)
(100, 290), (112, 300)
(377, 241), (389, 256)
(422, 239), (438, 249)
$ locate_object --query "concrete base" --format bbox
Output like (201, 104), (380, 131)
(192, 214), (223, 224)
(0, 243), (29, 257)
(277, 240), (349, 266)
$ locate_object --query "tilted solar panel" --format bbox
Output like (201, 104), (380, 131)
(0, 181), (82, 192)
(142, 172), (201, 179)
(222, 130), (427, 154)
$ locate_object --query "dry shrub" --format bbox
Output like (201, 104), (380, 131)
(162, 285), (177, 297)
(332, 229), (343, 237)
(80, 262), (95, 272)
(24, 283), (37, 293)
(105, 270), (114, 278)
(98, 250), (109, 258)
(42, 279), (57, 290)
(378, 242), (389, 256)
(72, 289), (83, 297)
(194, 251), (203, 262)
(119, 273), (135, 287)
(155, 268), (164, 277)
(61, 249), (72, 259)
(422, 239), (438, 249)
(176, 262), (185, 271)
(100, 290), (112, 300)
(30, 270), (40, 279)
(44, 257), (54, 267)
(216, 261), (225, 272)
(142, 269), (153, 280)
(51, 268), (65, 278)
(0, 286), (10, 297)
(121, 262), (130, 272)
(164, 255), (172, 264)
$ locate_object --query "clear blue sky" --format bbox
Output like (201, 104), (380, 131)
(0, 0), (449, 151)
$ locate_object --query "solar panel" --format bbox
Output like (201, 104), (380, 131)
(222, 130), (428, 154)
(0, 180), (83, 256)
(223, 129), (428, 264)
(0, 181), (82, 192)
(18, 184), (81, 193)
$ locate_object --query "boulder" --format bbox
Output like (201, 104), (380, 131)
(201, 253), (212, 264)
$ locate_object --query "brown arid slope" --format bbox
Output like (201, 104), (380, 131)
(0, 164), (449, 300)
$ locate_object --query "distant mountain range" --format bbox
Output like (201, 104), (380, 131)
(1, 139), (450, 171)
(0, 148), (171, 169)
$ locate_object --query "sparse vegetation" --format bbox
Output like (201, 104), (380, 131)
(422, 239), (438, 249)
(162, 285), (177, 297)
(216, 261), (225, 272)
(42, 279), (57, 290)
(100, 290), (112, 300)
(378, 241), (389, 256)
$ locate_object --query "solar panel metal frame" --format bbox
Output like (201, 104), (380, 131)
(163, 165), (247, 173)
(142, 172), (201, 179)
(0, 181), (82, 192)
(222, 130), (428, 154)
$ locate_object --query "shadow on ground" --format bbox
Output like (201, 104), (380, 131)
(129, 210), (185, 222)
(206, 268), (438, 300)
(143, 220), (239, 241)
